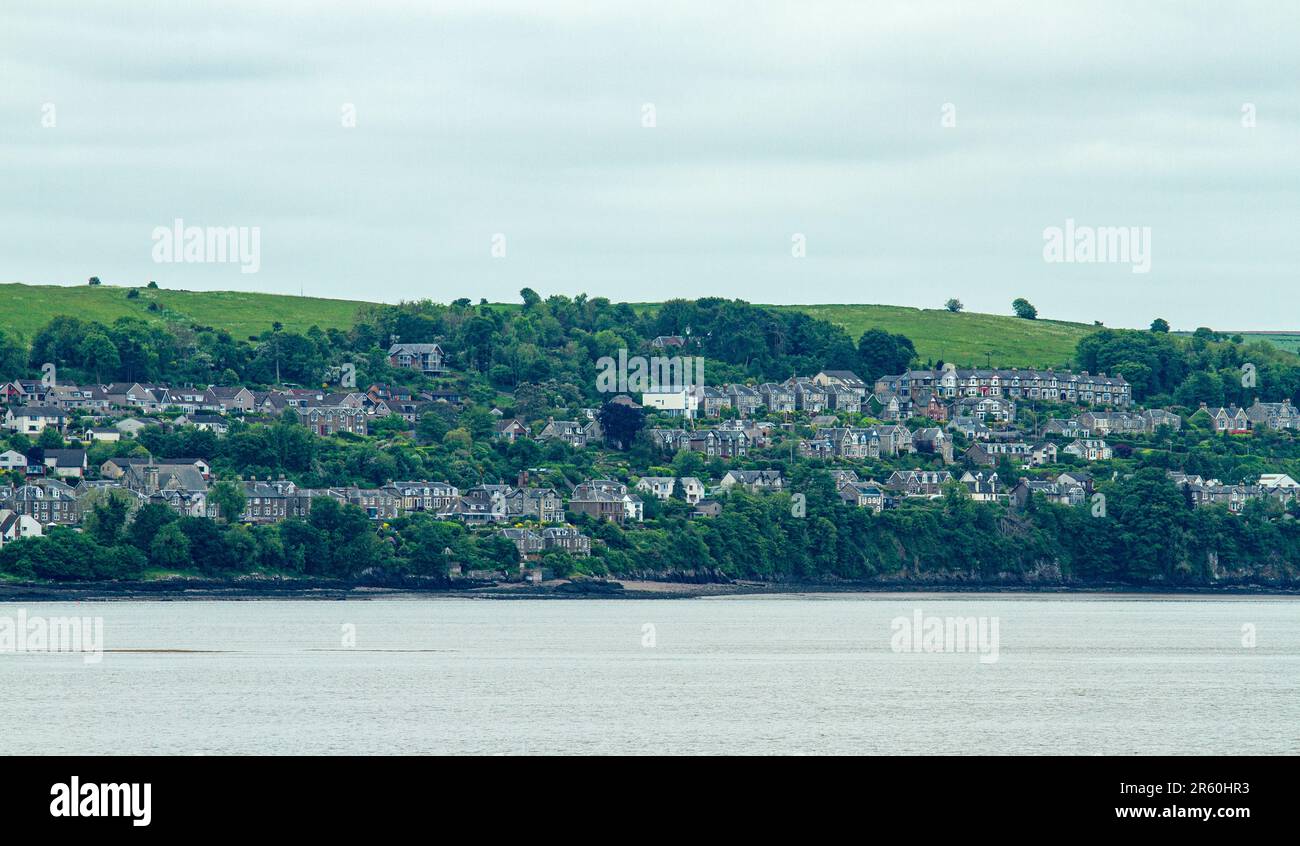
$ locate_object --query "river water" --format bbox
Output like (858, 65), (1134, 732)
(2, 594), (1296, 754)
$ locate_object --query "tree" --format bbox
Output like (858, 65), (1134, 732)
(520, 288), (542, 310)
(944, 298), (963, 313)
(596, 400), (646, 450)
(0, 330), (26, 375)
(79, 332), (120, 382)
(1150, 318), (1170, 333)
(150, 523), (192, 571)
(1012, 298), (1038, 320)
(209, 481), (247, 524)
(83, 490), (134, 546)
(856, 329), (916, 382)
(127, 503), (178, 550)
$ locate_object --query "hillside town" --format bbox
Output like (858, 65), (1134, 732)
(7, 342), (1300, 571)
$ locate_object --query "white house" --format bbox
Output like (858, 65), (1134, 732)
(635, 477), (676, 500)
(679, 477), (706, 505)
(641, 388), (698, 419)
(0, 509), (43, 545)
(0, 449), (28, 472)
(4, 406), (68, 435)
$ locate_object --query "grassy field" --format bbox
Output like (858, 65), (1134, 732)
(0, 283), (369, 340)
(1, 283), (1108, 366)
(774, 304), (1098, 368)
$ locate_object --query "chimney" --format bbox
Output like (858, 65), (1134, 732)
(517, 470), (529, 488)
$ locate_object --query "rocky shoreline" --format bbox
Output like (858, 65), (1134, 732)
(1, 575), (1297, 602)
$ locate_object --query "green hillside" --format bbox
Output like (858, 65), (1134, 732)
(1, 283), (1107, 366)
(774, 304), (1098, 368)
(0, 283), (368, 340)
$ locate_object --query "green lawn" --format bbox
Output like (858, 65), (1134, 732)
(0, 283), (369, 340)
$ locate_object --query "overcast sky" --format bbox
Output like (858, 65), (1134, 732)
(2, 1), (1297, 329)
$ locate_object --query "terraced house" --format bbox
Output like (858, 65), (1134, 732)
(876, 367), (1131, 407)
(296, 404), (369, 436)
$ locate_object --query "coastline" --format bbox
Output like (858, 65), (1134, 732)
(2, 577), (1297, 602)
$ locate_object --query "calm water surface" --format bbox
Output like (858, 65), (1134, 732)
(2, 594), (1297, 754)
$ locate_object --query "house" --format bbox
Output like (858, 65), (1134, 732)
(724, 384), (764, 418)
(569, 480), (643, 523)
(0, 449), (27, 472)
(123, 462), (209, 503)
(387, 481), (460, 514)
(838, 480), (885, 512)
(964, 442), (1031, 467)
(642, 388), (698, 419)
(504, 487), (565, 522)
(873, 390), (909, 422)
(694, 386), (733, 418)
(1203, 404), (1250, 434)
(4, 406), (68, 435)
(1245, 399), (1300, 431)
(719, 470), (783, 492)
(11, 481), (81, 525)
(329, 486), (401, 521)
(0, 509), (43, 545)
(536, 419), (588, 449)
(1141, 409), (1182, 432)
(494, 418), (530, 443)
(813, 370), (869, 398)
(296, 405), (369, 436)
(758, 383), (796, 413)
(540, 525), (591, 556)
(686, 429), (749, 459)
(1257, 473), (1300, 492)
(1029, 442), (1059, 466)
(85, 427), (122, 443)
(174, 414), (230, 435)
(649, 335), (686, 349)
(877, 424), (915, 456)
(1043, 418), (1091, 438)
(952, 396), (1016, 424)
(947, 416), (991, 440)
(884, 469), (954, 499)
(784, 378), (829, 413)
(911, 427), (953, 463)
(1079, 411), (1145, 436)
(449, 485), (512, 524)
(635, 476), (676, 501)
(237, 480), (314, 524)
(42, 449), (88, 479)
(692, 500), (723, 518)
(679, 477), (706, 505)
(115, 417), (161, 437)
(387, 342), (447, 374)
(959, 471), (1000, 502)
(1063, 439), (1113, 461)
(1055, 471), (1095, 494)
(1010, 478), (1087, 508)
(876, 367), (1131, 407)
(501, 527), (544, 559)
(204, 385), (257, 413)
